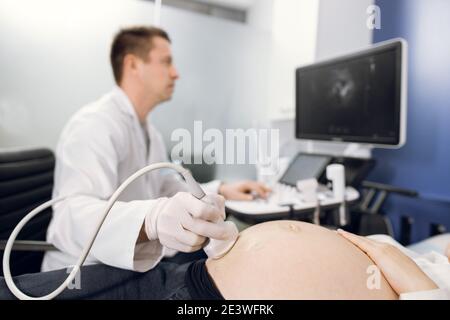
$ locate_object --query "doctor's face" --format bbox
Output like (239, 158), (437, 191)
(139, 37), (179, 103)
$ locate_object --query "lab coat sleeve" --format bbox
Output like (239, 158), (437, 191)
(48, 117), (163, 272)
(400, 288), (450, 300)
(50, 196), (163, 271)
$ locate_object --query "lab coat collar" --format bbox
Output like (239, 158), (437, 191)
(111, 86), (140, 121)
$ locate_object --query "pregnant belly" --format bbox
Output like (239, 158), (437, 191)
(206, 220), (398, 300)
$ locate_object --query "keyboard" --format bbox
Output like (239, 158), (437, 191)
(253, 182), (333, 206)
(225, 183), (359, 216)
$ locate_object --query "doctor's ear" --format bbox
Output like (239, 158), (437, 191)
(123, 54), (144, 77)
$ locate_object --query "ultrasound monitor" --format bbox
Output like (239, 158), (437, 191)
(295, 39), (407, 148)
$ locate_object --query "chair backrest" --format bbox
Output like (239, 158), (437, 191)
(0, 148), (55, 276)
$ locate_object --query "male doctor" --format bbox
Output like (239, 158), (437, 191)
(42, 26), (270, 272)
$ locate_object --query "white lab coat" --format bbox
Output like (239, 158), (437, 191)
(42, 87), (220, 272)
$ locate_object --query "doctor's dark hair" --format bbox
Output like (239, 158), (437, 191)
(110, 26), (171, 84)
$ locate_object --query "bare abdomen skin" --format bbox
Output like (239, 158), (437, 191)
(206, 221), (398, 300)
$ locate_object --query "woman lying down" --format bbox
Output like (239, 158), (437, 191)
(1, 220), (449, 300)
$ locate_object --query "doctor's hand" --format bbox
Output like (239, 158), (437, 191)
(144, 192), (229, 252)
(219, 181), (271, 201)
(337, 229), (438, 295)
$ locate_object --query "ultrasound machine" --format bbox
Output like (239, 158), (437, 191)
(226, 39), (408, 228)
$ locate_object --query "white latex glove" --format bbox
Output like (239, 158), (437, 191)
(144, 192), (229, 252)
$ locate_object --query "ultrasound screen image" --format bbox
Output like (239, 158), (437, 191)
(296, 47), (401, 144)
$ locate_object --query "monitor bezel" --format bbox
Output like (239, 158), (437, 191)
(295, 38), (408, 148)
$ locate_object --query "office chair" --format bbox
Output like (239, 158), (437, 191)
(0, 148), (57, 276)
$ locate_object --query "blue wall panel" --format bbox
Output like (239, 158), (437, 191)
(370, 0), (450, 242)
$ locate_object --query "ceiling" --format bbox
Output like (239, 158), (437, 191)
(191, 0), (257, 10)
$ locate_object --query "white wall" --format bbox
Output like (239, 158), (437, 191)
(316, 0), (374, 60)
(246, 0), (273, 32)
(155, 3), (273, 179)
(268, 0), (320, 120)
(0, 0), (153, 149)
(0, 0), (375, 179)
(0, 0), (272, 179)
